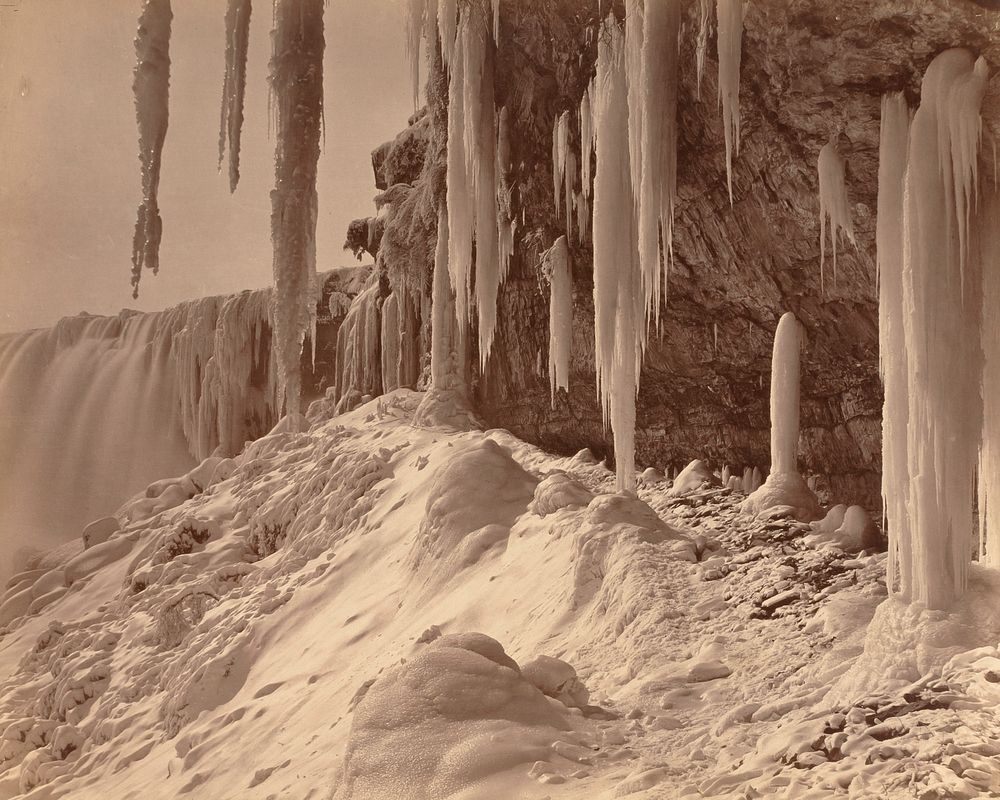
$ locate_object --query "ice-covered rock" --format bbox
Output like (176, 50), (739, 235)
(529, 472), (594, 517)
(81, 517), (120, 550)
(668, 459), (719, 496)
(520, 655), (590, 709)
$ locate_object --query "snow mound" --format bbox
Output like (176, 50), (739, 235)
(409, 439), (538, 585)
(334, 633), (571, 800)
(520, 655), (590, 709)
(805, 504), (880, 552)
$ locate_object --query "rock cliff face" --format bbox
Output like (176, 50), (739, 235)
(360, 0), (1000, 510)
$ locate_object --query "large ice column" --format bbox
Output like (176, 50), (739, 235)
(218, 0), (252, 192)
(979, 188), (1000, 570)
(900, 49), (987, 609)
(130, 0), (173, 298)
(406, 0), (425, 112)
(741, 312), (819, 520)
(876, 92), (911, 597)
(546, 236), (572, 407)
(817, 136), (856, 292)
(593, 15), (643, 493)
(334, 282), (383, 412)
(268, 0), (325, 423)
(716, 0), (742, 203)
(637, 0), (680, 330)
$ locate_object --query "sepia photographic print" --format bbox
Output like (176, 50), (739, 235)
(1, 1), (1000, 798)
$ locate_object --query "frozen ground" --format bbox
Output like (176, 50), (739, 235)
(1, 389), (999, 799)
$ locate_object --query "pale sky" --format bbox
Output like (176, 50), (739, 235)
(0, 0), (413, 333)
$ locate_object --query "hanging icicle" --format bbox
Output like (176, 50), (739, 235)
(575, 190), (589, 244)
(218, 0), (252, 193)
(497, 105), (515, 280)
(463, 1), (502, 367)
(593, 14), (642, 493)
(405, 0), (425, 113)
(546, 236), (572, 407)
(553, 111), (569, 216)
(636, 0), (680, 333)
(130, 0), (173, 298)
(817, 135), (856, 293)
(446, 21), (472, 330)
(716, 0), (743, 204)
(695, 0), (712, 99)
(268, 0), (325, 422)
(580, 83), (594, 200)
(624, 0), (644, 206)
(439, 0), (458, 69)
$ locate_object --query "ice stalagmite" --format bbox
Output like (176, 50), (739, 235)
(716, 0), (742, 204)
(446, 22), (472, 331)
(817, 137), (856, 292)
(891, 49), (988, 609)
(876, 92), (911, 596)
(695, 0), (712, 99)
(218, 0), (252, 193)
(546, 236), (572, 407)
(741, 312), (819, 520)
(130, 0), (172, 298)
(593, 16), (643, 493)
(637, 0), (680, 330)
(268, 0), (325, 422)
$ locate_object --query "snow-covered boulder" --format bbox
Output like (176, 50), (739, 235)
(668, 459), (719, 496)
(804, 504), (879, 552)
(82, 516), (120, 550)
(529, 472), (594, 517)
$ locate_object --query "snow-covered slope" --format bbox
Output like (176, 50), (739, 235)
(1, 392), (998, 799)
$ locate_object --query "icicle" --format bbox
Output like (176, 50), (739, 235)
(218, 0), (252, 193)
(877, 92), (911, 598)
(580, 84), (594, 200)
(553, 111), (569, 216)
(713, 322), (718, 353)
(268, 0), (324, 422)
(430, 201), (456, 388)
(492, 0), (499, 43)
(439, 0), (458, 68)
(636, 0), (680, 332)
(405, 0), (425, 113)
(462, 2), (502, 367)
(817, 136), (856, 292)
(716, 0), (742, 204)
(564, 149), (576, 239)
(130, 0), (172, 298)
(546, 236), (572, 407)
(446, 21), (472, 331)
(624, 0), (644, 206)
(593, 15), (642, 493)
(575, 190), (589, 244)
(892, 49), (988, 609)
(695, 0), (711, 99)
(497, 105), (514, 281)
